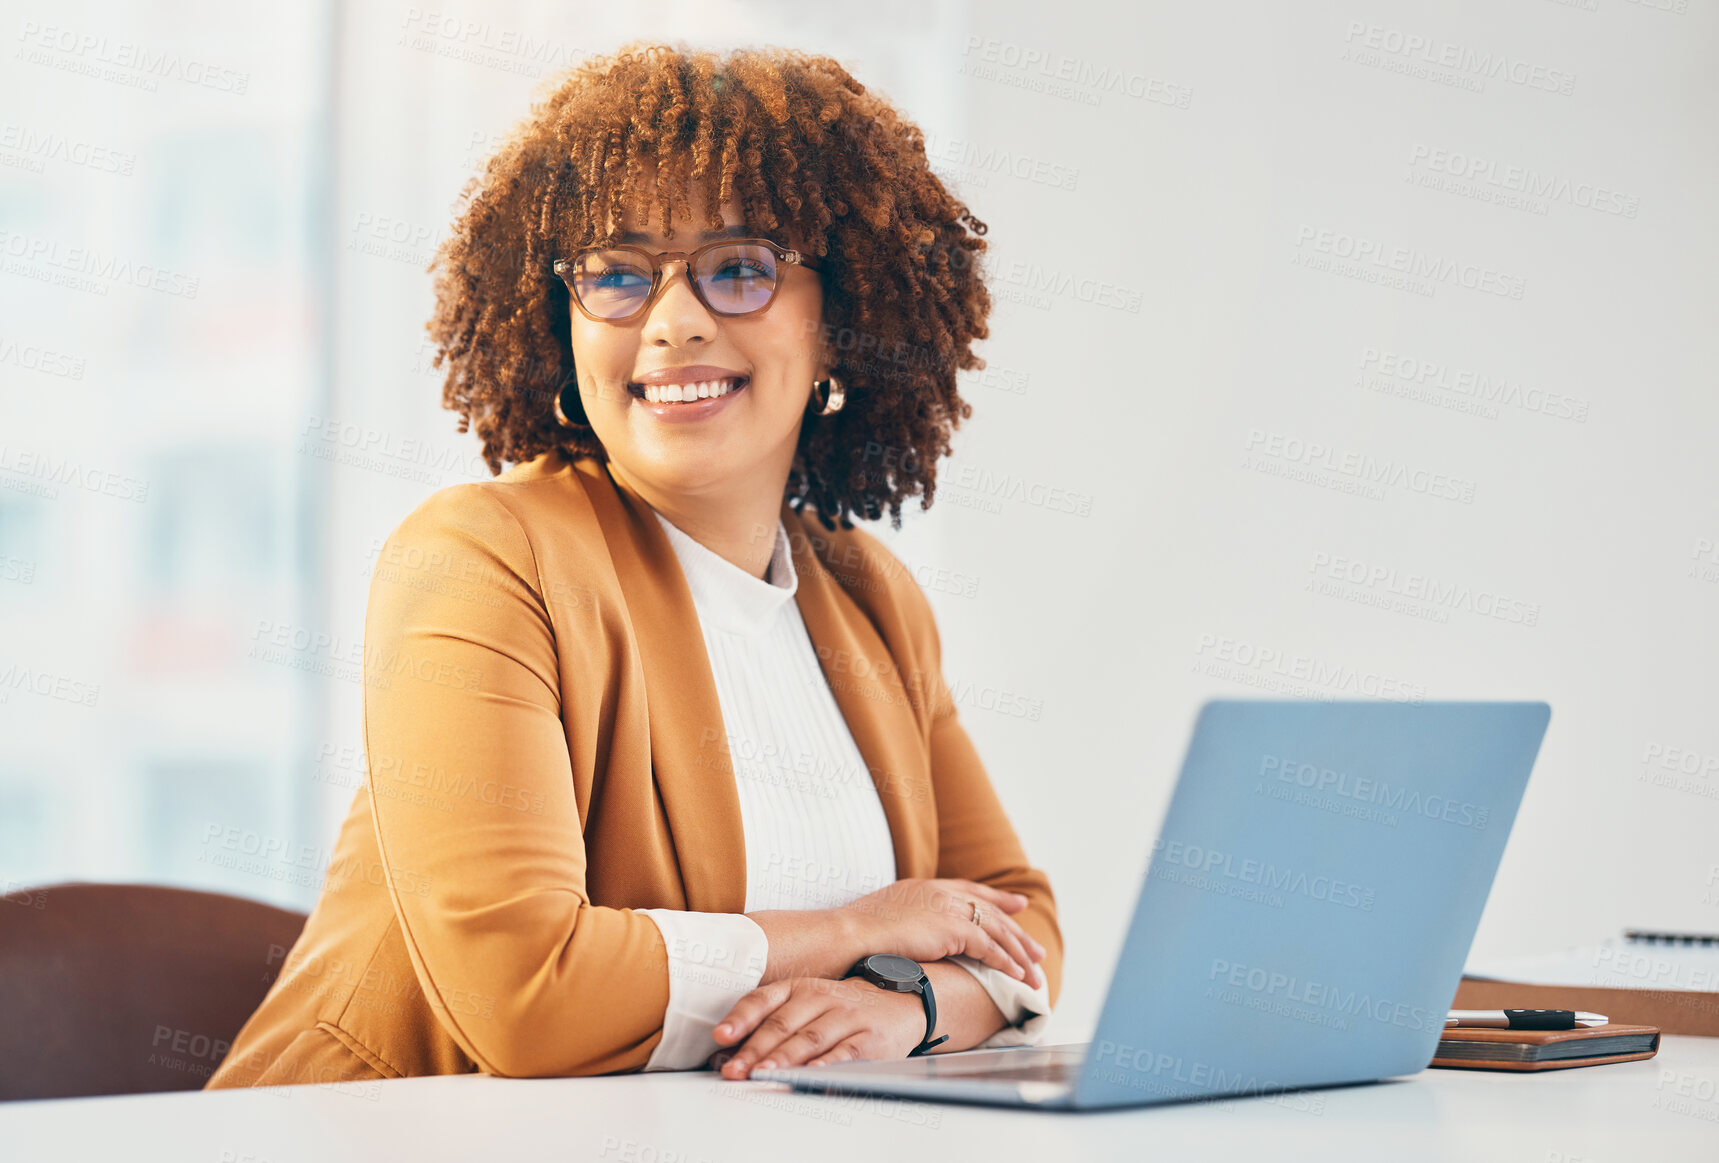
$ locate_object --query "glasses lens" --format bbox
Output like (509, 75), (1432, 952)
(570, 250), (654, 319)
(694, 243), (780, 315)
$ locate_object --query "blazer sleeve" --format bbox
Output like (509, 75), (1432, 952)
(909, 583), (1066, 1013)
(360, 484), (671, 1078)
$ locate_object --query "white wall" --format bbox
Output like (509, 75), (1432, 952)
(917, 0), (1719, 1041)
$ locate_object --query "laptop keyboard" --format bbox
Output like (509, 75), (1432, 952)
(766, 1045), (1088, 1092)
(933, 1060), (1081, 1085)
(905, 1047), (1086, 1085)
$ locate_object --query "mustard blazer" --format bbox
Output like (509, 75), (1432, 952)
(206, 449), (1062, 1088)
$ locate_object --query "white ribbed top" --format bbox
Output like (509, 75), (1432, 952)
(636, 508), (1049, 1071)
(657, 509), (898, 911)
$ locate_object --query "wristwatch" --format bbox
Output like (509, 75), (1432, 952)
(844, 954), (950, 1057)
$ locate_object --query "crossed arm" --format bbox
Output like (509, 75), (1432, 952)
(708, 886), (1047, 1079)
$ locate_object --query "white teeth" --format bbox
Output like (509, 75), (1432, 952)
(640, 378), (739, 404)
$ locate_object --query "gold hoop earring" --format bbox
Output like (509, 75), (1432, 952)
(553, 379), (592, 431)
(811, 375), (845, 417)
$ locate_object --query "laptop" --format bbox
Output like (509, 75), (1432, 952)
(755, 698), (1552, 1110)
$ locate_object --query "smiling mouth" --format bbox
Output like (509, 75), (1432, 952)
(629, 376), (749, 404)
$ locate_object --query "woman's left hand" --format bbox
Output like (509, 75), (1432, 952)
(708, 977), (925, 1079)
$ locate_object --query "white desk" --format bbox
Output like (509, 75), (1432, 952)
(5, 1037), (1716, 1162)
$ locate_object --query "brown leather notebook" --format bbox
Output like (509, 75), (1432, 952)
(1430, 1023), (1660, 1072)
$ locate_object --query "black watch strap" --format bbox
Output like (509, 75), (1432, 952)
(907, 970), (949, 1057)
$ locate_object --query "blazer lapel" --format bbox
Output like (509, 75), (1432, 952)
(577, 459), (748, 915)
(782, 504), (939, 881)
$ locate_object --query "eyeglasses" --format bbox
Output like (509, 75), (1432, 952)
(552, 237), (823, 324)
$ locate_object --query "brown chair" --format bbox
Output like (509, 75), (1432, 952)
(0, 882), (307, 1101)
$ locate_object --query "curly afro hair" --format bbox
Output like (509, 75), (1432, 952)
(426, 42), (993, 530)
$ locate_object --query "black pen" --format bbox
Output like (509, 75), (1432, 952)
(1445, 1009), (1608, 1030)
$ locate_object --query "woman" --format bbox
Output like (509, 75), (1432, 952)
(207, 43), (1061, 1089)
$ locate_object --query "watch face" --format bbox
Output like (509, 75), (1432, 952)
(865, 954), (922, 984)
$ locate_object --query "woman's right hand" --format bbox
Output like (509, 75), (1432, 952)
(836, 878), (1047, 988)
